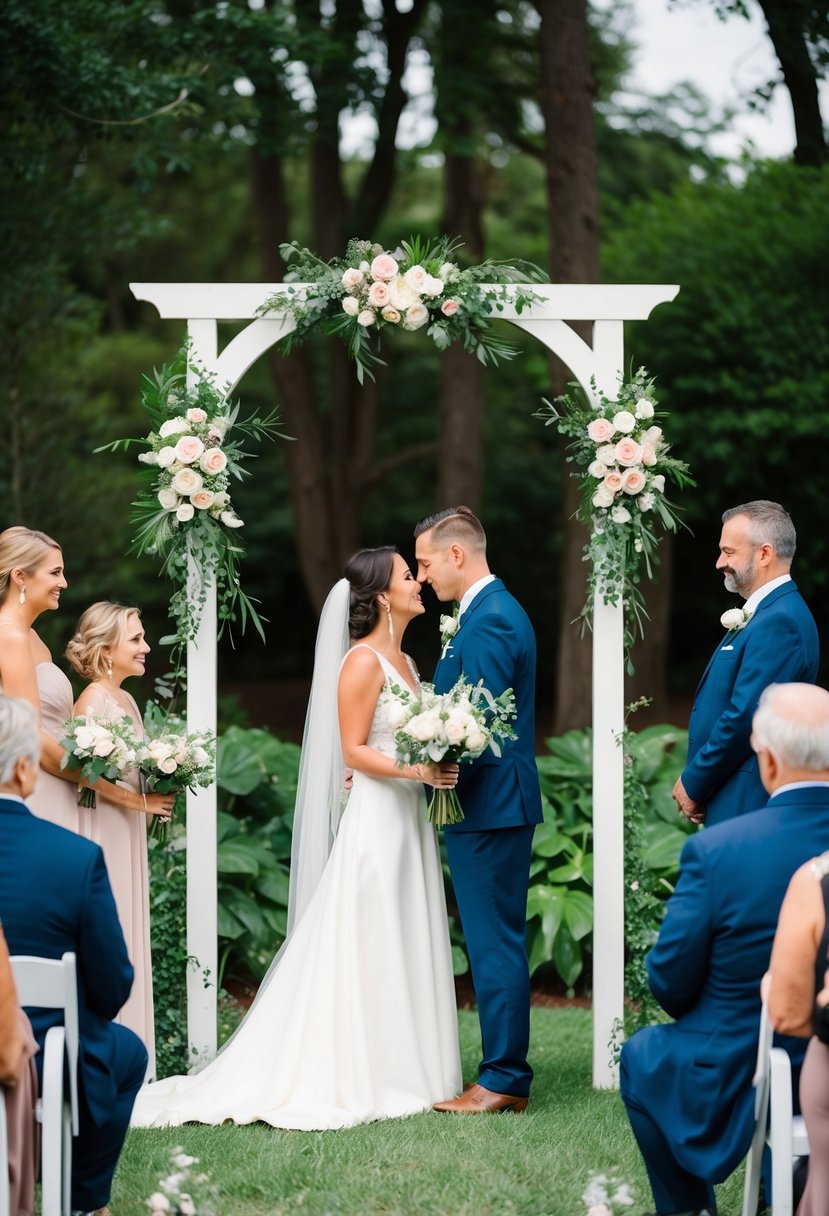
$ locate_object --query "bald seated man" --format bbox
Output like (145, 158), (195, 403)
(622, 683), (829, 1216)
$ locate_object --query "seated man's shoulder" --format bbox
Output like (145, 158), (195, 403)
(24, 814), (101, 867)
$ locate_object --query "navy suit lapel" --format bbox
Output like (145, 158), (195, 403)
(456, 578), (504, 635)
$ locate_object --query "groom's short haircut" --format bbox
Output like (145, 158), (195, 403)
(414, 505), (487, 554)
(722, 500), (796, 562)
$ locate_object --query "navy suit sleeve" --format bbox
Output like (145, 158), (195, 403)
(76, 847), (134, 1020)
(682, 610), (809, 803)
(646, 834), (713, 1019)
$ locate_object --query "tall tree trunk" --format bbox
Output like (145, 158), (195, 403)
(535, 0), (600, 730)
(757, 0), (827, 166)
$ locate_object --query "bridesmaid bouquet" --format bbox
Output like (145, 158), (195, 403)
(60, 706), (141, 808)
(394, 676), (518, 826)
(138, 724), (216, 841)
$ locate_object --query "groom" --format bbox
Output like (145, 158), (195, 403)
(414, 506), (542, 1112)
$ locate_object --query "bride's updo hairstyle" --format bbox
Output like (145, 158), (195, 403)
(66, 601), (140, 681)
(0, 526), (62, 605)
(345, 546), (397, 639)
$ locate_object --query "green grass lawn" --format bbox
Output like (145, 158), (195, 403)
(115, 1008), (747, 1216)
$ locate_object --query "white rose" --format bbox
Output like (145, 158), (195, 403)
(588, 461), (608, 479)
(176, 503), (195, 522)
(465, 728), (486, 753)
(643, 425), (663, 445)
(157, 446), (177, 468)
(171, 467), (203, 496)
(341, 267), (364, 290)
(721, 607), (748, 630)
(220, 510), (244, 528)
(193, 746), (211, 767)
(439, 613), (459, 638)
(158, 417), (190, 438)
(407, 712), (441, 743)
(651, 474), (666, 493)
(438, 261), (458, 281)
(341, 296), (360, 317)
(388, 275), (419, 310)
(403, 264), (428, 293)
(157, 487), (179, 511)
(185, 407), (207, 423)
(611, 504), (631, 524)
(403, 304), (429, 331)
(384, 700), (409, 731)
(159, 756), (178, 774)
(92, 736), (115, 758)
(635, 397), (654, 419)
(637, 492), (655, 511)
(596, 444), (617, 465)
(138, 450), (159, 465)
(73, 726), (96, 751)
(357, 309), (375, 327)
(592, 486), (615, 509)
(612, 410), (636, 434)
(422, 275), (444, 298)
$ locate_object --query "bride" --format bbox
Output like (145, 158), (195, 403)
(132, 546), (463, 1130)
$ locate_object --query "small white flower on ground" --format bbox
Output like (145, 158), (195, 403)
(146, 1195), (170, 1213)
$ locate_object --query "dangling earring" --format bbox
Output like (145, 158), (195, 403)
(106, 658), (113, 678)
(18, 584), (26, 607)
(385, 602), (395, 641)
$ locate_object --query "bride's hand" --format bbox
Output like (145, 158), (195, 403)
(145, 792), (176, 820)
(415, 762), (459, 788)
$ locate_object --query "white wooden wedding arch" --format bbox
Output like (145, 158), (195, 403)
(131, 280), (679, 1088)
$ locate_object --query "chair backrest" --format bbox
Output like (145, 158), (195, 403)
(10, 954), (79, 1136)
(751, 1001), (774, 1118)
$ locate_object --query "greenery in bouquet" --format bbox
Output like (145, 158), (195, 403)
(260, 234), (547, 384)
(97, 346), (287, 665)
(536, 366), (694, 666)
(140, 721), (216, 841)
(394, 676), (517, 826)
(60, 705), (141, 809)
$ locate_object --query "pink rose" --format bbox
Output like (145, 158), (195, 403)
(403, 304), (429, 331)
(441, 298), (460, 316)
(174, 435), (205, 464)
(403, 264), (428, 293)
(199, 447), (228, 475)
(341, 267), (364, 290)
(368, 281), (390, 308)
(587, 418), (615, 443)
(641, 442), (657, 466)
(622, 468), (646, 495)
(370, 253), (398, 281)
(603, 471), (623, 493)
(185, 407), (207, 423)
(614, 437), (643, 467)
(357, 309), (375, 327)
(191, 489), (216, 510)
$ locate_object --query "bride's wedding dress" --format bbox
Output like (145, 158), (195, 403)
(132, 645), (461, 1130)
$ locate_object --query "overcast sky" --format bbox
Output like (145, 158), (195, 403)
(619, 0), (825, 159)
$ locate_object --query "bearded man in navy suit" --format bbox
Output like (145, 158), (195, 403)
(0, 696), (146, 1216)
(415, 507), (542, 1114)
(622, 682), (829, 1216)
(673, 500), (819, 828)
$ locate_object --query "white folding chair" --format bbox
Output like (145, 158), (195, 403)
(0, 1085), (9, 1216)
(10, 953), (79, 1216)
(742, 1002), (809, 1216)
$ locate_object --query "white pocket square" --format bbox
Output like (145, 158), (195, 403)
(720, 644), (735, 651)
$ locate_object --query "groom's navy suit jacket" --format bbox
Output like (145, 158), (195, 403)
(621, 784), (829, 1182)
(0, 796), (139, 1126)
(433, 578), (542, 832)
(682, 580), (819, 826)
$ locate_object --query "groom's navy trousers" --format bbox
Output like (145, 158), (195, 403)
(434, 579), (542, 1097)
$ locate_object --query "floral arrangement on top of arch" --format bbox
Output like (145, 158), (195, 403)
(99, 348), (286, 669)
(259, 235), (548, 384)
(537, 367), (694, 665)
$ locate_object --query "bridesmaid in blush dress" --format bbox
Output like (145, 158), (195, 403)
(67, 602), (174, 1077)
(0, 526), (80, 831)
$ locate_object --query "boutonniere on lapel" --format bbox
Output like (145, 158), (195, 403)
(720, 607), (753, 633)
(439, 606), (461, 659)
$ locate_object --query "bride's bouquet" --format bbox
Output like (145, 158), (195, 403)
(138, 723), (216, 840)
(394, 676), (517, 826)
(60, 706), (141, 808)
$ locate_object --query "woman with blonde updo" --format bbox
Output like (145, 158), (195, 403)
(0, 525), (81, 831)
(67, 602), (174, 1074)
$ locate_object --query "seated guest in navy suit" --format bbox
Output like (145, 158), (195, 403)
(673, 500), (819, 828)
(0, 696), (147, 1216)
(622, 683), (829, 1216)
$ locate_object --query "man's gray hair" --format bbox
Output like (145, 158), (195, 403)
(0, 696), (40, 785)
(752, 685), (829, 770)
(722, 500), (796, 561)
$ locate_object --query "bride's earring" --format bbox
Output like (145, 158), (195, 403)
(18, 584), (26, 606)
(384, 602), (394, 641)
(106, 657), (113, 678)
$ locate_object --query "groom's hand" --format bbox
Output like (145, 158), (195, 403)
(672, 776), (705, 825)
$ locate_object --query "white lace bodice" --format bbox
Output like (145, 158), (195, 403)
(351, 647), (419, 759)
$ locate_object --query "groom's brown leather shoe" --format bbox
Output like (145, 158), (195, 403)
(433, 1083), (528, 1114)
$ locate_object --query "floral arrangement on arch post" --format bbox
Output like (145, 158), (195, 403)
(98, 347), (287, 690)
(259, 235), (548, 384)
(536, 367), (694, 667)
